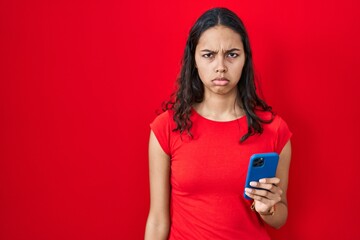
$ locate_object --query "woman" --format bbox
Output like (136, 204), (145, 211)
(145, 7), (292, 240)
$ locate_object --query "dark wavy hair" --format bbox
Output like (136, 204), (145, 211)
(164, 7), (274, 142)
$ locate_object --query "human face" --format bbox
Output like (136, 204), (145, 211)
(195, 25), (245, 97)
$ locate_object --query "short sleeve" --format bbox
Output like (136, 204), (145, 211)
(275, 117), (292, 154)
(150, 111), (171, 155)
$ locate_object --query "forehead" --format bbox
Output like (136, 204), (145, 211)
(197, 25), (243, 49)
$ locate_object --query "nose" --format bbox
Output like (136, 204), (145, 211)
(216, 67), (227, 73)
(215, 58), (227, 73)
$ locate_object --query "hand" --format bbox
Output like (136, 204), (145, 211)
(244, 177), (283, 214)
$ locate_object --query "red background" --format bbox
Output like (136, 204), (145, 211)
(1, 0), (359, 239)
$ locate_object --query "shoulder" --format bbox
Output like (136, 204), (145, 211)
(256, 110), (292, 153)
(150, 110), (178, 156)
(256, 110), (291, 133)
(272, 114), (290, 132)
(271, 115), (287, 130)
(255, 110), (273, 121)
(150, 110), (178, 135)
(151, 110), (174, 126)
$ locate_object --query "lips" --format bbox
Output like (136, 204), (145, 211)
(212, 77), (229, 86)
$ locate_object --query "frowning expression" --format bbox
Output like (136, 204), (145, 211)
(195, 25), (246, 97)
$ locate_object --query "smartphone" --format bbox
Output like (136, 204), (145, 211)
(244, 152), (279, 200)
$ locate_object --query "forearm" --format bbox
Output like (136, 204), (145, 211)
(260, 201), (288, 229)
(144, 218), (170, 240)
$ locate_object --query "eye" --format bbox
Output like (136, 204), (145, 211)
(227, 52), (239, 58)
(202, 53), (214, 58)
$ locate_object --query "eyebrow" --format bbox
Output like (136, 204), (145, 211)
(200, 48), (242, 53)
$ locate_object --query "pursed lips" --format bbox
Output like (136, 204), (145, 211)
(212, 77), (229, 86)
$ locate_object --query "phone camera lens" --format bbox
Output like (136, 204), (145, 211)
(253, 157), (265, 167)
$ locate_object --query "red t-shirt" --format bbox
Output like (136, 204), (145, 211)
(150, 109), (292, 240)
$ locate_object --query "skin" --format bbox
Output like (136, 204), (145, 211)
(144, 131), (170, 240)
(195, 25), (245, 98)
(245, 140), (291, 228)
(144, 25), (292, 239)
(193, 25), (246, 120)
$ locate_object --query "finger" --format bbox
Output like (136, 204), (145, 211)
(247, 191), (272, 205)
(249, 181), (283, 195)
(245, 187), (276, 199)
(245, 187), (281, 202)
(244, 189), (254, 199)
(259, 177), (280, 185)
(256, 189), (281, 202)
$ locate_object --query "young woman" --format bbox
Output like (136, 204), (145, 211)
(145, 7), (292, 240)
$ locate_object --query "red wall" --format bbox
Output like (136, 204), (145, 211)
(1, 0), (359, 239)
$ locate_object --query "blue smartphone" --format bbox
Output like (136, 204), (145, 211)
(244, 152), (279, 200)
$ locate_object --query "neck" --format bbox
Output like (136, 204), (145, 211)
(194, 91), (244, 121)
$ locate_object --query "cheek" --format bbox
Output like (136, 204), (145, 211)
(231, 62), (245, 77)
(196, 63), (212, 80)
(236, 66), (244, 77)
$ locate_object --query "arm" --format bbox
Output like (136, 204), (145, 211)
(144, 130), (171, 240)
(244, 140), (292, 229)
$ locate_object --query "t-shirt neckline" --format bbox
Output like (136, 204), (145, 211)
(191, 107), (246, 123)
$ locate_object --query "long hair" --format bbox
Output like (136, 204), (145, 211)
(164, 7), (274, 142)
